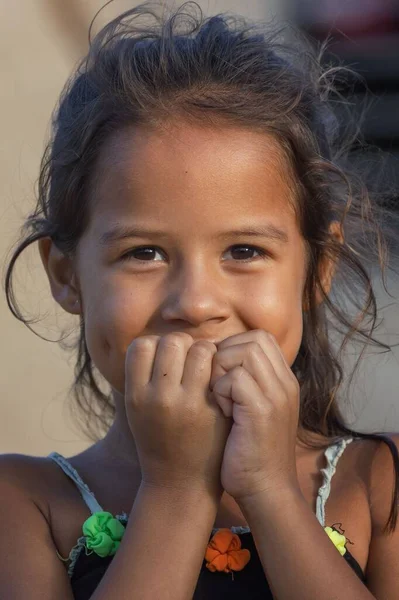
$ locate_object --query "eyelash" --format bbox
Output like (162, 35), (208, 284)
(120, 244), (270, 264)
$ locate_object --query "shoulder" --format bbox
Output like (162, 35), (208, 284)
(352, 434), (399, 596)
(341, 434), (399, 532)
(0, 452), (50, 485)
(0, 452), (64, 521)
(364, 433), (399, 531)
(0, 454), (75, 598)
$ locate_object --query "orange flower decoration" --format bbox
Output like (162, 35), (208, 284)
(205, 529), (251, 574)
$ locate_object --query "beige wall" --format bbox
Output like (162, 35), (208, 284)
(1, 0), (398, 458)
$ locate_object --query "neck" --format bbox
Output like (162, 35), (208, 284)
(97, 390), (141, 469)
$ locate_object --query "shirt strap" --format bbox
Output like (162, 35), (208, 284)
(48, 451), (103, 514)
(315, 436), (354, 527)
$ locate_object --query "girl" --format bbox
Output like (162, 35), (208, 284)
(1, 2), (399, 598)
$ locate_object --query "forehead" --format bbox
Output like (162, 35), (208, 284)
(88, 122), (299, 232)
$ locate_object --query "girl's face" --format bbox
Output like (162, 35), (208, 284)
(75, 123), (308, 397)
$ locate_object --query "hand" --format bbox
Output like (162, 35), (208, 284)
(209, 330), (300, 502)
(124, 333), (232, 497)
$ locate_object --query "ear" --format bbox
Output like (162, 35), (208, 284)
(303, 220), (344, 310)
(38, 237), (81, 315)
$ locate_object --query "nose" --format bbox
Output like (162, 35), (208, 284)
(160, 262), (228, 326)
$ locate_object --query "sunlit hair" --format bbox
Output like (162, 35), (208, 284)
(3, 1), (399, 531)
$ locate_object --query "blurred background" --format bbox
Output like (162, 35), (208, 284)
(1, 0), (398, 457)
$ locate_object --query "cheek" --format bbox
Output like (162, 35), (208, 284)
(264, 297), (303, 366)
(82, 285), (152, 393)
(276, 310), (303, 367)
(242, 274), (304, 366)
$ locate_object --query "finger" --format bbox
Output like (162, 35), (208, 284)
(208, 388), (234, 418)
(151, 333), (194, 386)
(260, 332), (295, 381)
(217, 330), (296, 390)
(181, 340), (218, 395)
(212, 367), (264, 416)
(126, 335), (161, 389)
(210, 341), (280, 396)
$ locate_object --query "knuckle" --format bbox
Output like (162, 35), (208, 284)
(129, 336), (158, 353)
(232, 365), (246, 379)
(174, 332), (194, 342)
(163, 332), (193, 348)
(257, 330), (272, 343)
(128, 386), (146, 409)
(248, 341), (263, 356)
(259, 402), (272, 417)
(193, 340), (217, 352)
(158, 395), (173, 410)
(189, 340), (216, 358)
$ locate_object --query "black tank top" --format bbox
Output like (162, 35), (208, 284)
(49, 436), (365, 599)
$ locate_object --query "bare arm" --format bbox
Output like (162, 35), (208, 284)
(365, 435), (399, 598)
(0, 456), (220, 600)
(237, 437), (399, 600)
(0, 336), (227, 598)
(92, 482), (220, 600)
(0, 456), (74, 600)
(238, 483), (374, 600)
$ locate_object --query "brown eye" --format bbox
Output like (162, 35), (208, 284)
(225, 245), (268, 262)
(121, 246), (164, 262)
(120, 244), (269, 264)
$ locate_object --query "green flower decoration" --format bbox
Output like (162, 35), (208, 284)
(82, 511), (126, 558)
(324, 526), (347, 556)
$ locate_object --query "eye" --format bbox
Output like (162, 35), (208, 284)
(120, 244), (269, 264)
(120, 246), (164, 262)
(224, 245), (269, 263)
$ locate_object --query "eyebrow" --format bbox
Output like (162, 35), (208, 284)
(99, 223), (289, 246)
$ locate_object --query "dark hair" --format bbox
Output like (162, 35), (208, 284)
(3, 1), (399, 531)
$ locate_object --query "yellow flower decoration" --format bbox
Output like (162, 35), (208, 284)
(324, 526), (347, 556)
(82, 511), (126, 558)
